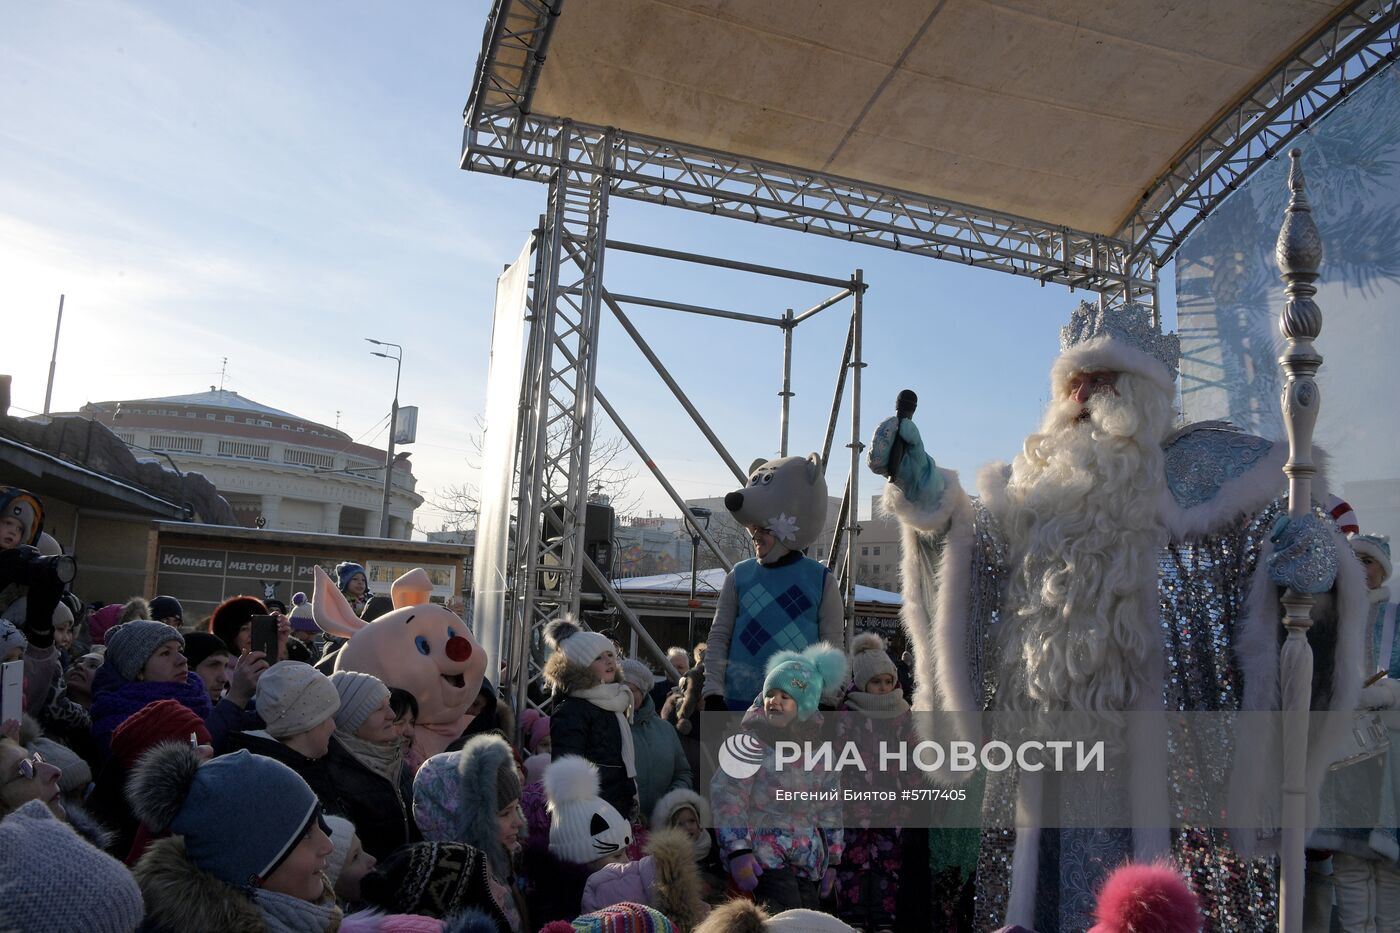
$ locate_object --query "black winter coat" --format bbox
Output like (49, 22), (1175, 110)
(223, 730), (418, 859)
(312, 737), (419, 860)
(550, 694), (637, 819)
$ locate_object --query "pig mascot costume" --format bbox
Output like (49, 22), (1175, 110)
(702, 453), (846, 711)
(312, 565), (487, 766)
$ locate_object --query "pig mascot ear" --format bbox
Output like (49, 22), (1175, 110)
(807, 452), (821, 482)
(312, 565), (366, 638)
(748, 458), (767, 476)
(391, 568), (434, 609)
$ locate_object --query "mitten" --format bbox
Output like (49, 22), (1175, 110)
(729, 852), (763, 892)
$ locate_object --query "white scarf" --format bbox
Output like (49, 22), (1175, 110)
(573, 682), (637, 778)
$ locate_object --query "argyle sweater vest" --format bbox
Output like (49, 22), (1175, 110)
(723, 556), (828, 706)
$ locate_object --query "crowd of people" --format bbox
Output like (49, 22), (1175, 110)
(0, 475), (1214, 933)
(1, 302), (1392, 931)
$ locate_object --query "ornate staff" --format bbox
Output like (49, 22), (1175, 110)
(1275, 148), (1324, 933)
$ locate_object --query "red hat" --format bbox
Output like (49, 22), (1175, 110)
(110, 699), (212, 769)
(88, 604), (125, 645)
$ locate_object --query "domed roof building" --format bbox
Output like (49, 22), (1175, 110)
(73, 388), (421, 539)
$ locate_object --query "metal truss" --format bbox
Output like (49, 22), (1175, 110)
(461, 1), (1157, 310)
(506, 123), (613, 703)
(1120, 0), (1400, 266)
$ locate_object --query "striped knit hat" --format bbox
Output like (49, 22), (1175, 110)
(570, 903), (678, 933)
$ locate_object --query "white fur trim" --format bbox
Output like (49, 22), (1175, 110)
(1004, 770), (1042, 928)
(1050, 335), (1176, 397)
(888, 471), (985, 786)
(879, 467), (963, 534)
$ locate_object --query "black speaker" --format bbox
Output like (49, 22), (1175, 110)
(543, 502), (615, 593)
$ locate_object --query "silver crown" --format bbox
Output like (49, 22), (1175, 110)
(1059, 301), (1181, 381)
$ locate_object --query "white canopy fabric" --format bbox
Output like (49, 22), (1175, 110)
(531, 0), (1347, 236)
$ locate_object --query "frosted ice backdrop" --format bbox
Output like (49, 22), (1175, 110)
(1176, 67), (1400, 547)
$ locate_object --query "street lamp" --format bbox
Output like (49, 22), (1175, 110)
(367, 338), (402, 538)
(686, 506), (712, 647)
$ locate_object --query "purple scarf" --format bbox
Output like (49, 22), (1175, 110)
(91, 664), (213, 754)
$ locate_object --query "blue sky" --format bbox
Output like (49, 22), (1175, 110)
(3, 0), (1176, 532)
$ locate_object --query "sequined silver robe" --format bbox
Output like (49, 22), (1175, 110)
(884, 423), (1368, 932)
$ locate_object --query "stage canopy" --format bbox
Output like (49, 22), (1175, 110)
(469, 0), (1400, 271)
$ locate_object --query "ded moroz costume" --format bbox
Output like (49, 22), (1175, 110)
(870, 301), (1367, 931)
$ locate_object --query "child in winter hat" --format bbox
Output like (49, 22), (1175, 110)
(543, 618), (638, 819)
(323, 814), (378, 904)
(127, 744), (341, 930)
(546, 754), (634, 866)
(413, 734), (526, 928)
(710, 642), (847, 913)
(0, 799), (145, 933)
(337, 561), (373, 614)
(289, 591), (320, 637)
(834, 633), (911, 932)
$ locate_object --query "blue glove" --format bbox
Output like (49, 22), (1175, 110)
(1267, 513), (1338, 594)
(868, 416), (941, 503)
(819, 866), (837, 899)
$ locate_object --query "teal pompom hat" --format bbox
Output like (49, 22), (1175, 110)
(761, 641), (849, 721)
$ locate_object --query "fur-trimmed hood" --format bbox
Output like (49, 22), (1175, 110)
(543, 650), (602, 693)
(694, 898), (766, 933)
(645, 827), (709, 931)
(133, 836), (265, 932)
(456, 733), (520, 882)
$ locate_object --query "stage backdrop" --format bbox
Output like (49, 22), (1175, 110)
(1176, 67), (1400, 548)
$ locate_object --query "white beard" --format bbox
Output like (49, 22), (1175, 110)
(992, 374), (1173, 724)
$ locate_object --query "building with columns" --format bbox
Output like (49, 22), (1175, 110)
(68, 389), (422, 539)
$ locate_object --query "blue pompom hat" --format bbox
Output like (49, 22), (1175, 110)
(335, 561), (368, 592)
(761, 641), (849, 721)
(128, 745), (326, 890)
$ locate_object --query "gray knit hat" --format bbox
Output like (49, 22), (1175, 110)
(0, 800), (144, 933)
(330, 670), (391, 735)
(104, 621), (184, 681)
(849, 632), (897, 692)
(619, 658), (654, 695)
(256, 661), (340, 738)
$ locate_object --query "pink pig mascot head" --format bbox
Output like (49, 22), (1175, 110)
(312, 565), (486, 765)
